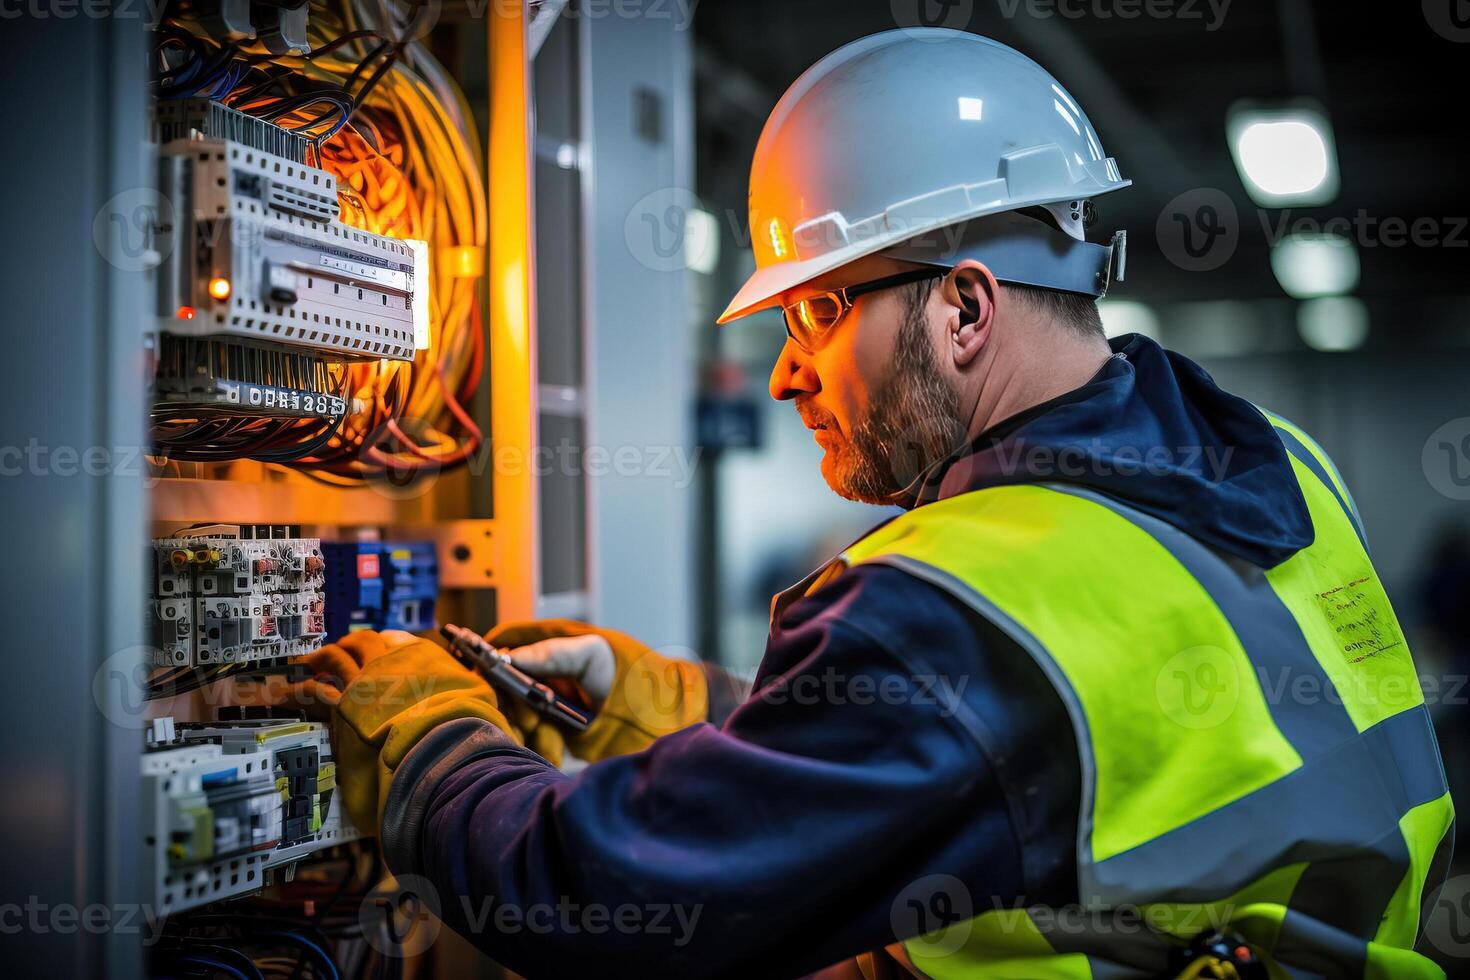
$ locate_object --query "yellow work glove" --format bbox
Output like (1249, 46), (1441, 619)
(297, 630), (519, 835)
(485, 619), (708, 763)
(502, 697), (567, 769)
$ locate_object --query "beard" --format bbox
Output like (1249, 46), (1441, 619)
(813, 287), (966, 505)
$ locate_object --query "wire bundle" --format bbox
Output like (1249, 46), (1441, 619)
(151, 0), (486, 479)
(153, 845), (408, 979)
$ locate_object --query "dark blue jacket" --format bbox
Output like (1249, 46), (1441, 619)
(381, 335), (1314, 978)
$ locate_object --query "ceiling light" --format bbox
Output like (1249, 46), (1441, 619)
(1227, 101), (1339, 207)
(1298, 296), (1369, 351)
(1270, 232), (1359, 298)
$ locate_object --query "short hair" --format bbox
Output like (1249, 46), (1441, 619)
(1004, 283), (1105, 339)
(904, 276), (1105, 340)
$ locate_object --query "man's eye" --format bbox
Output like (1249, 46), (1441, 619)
(802, 295), (842, 331)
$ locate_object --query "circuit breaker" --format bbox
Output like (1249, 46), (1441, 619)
(149, 525), (326, 667)
(141, 715), (359, 917)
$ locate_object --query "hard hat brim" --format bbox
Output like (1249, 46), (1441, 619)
(716, 240), (879, 324)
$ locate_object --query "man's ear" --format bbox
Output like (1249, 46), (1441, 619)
(943, 259), (999, 367)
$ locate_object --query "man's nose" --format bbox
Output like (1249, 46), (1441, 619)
(769, 336), (820, 401)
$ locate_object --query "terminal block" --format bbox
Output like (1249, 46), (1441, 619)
(142, 719), (359, 916)
(149, 525), (327, 667)
(322, 540), (438, 639)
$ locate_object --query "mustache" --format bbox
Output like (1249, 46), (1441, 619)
(794, 399), (838, 431)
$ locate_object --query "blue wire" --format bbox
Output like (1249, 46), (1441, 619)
(201, 62), (239, 99)
(175, 955), (251, 980)
(263, 930), (340, 980)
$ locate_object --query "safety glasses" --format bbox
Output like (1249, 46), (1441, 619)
(781, 268), (945, 354)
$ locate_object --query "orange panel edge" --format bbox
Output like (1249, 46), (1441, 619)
(488, 0), (540, 621)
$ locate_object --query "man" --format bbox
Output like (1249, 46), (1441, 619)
(300, 29), (1452, 979)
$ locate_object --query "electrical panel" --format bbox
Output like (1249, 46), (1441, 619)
(148, 525), (326, 667)
(323, 540), (440, 637)
(119, 1), (508, 974)
(142, 716), (358, 916)
(146, 96), (450, 466)
(155, 135), (423, 362)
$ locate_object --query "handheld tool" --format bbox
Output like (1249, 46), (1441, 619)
(439, 623), (591, 732)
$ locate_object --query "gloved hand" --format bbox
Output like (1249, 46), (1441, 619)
(289, 630), (519, 835)
(486, 619), (708, 762)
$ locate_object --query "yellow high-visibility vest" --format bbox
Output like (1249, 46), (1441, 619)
(834, 414), (1453, 978)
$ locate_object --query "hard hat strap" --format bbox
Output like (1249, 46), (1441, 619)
(879, 210), (1127, 299)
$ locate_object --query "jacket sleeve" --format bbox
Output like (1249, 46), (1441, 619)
(382, 565), (1077, 978)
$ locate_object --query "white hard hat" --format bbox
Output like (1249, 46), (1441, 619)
(718, 28), (1131, 324)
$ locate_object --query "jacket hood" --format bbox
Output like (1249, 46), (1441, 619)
(910, 334), (1313, 568)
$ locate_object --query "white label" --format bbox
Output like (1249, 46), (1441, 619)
(320, 254), (410, 292)
(406, 238), (431, 350)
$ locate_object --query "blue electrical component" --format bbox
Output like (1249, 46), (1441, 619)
(381, 541), (439, 632)
(322, 541), (438, 640)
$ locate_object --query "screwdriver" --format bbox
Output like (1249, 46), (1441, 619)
(440, 623), (591, 732)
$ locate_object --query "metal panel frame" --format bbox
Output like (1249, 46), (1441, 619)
(0, 13), (149, 979)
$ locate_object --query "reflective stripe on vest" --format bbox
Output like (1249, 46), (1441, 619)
(838, 425), (1453, 979)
